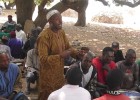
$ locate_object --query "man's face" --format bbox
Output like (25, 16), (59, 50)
(77, 49), (89, 61)
(112, 47), (119, 52)
(8, 16), (12, 22)
(15, 26), (20, 31)
(125, 53), (136, 64)
(102, 51), (114, 64)
(49, 13), (62, 30)
(81, 55), (92, 74)
(0, 54), (9, 70)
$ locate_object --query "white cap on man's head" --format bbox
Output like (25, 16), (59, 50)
(46, 10), (60, 21)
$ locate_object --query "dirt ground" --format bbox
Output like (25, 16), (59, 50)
(63, 23), (140, 58)
(1, 9), (140, 99)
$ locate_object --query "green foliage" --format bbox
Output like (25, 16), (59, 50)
(0, 0), (55, 7)
(34, 0), (42, 5)
(0, 0), (14, 3)
(34, 0), (53, 5)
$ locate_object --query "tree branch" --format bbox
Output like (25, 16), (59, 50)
(48, 1), (68, 13)
(34, 1), (68, 28)
(38, 0), (48, 10)
(96, 0), (110, 6)
(114, 0), (140, 7)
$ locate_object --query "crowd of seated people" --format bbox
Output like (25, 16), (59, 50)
(1, 13), (140, 100)
(49, 45), (140, 100)
(55, 44), (140, 100)
(0, 15), (41, 59)
(0, 15), (42, 99)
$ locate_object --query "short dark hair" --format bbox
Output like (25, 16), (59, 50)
(102, 47), (114, 56)
(81, 47), (89, 51)
(126, 49), (136, 56)
(112, 42), (119, 48)
(8, 15), (12, 17)
(106, 69), (124, 90)
(65, 67), (82, 85)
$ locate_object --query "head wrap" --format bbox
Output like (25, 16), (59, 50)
(10, 31), (16, 38)
(46, 10), (59, 21)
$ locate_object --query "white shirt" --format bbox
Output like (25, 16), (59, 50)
(48, 84), (91, 100)
(15, 30), (27, 44)
(25, 49), (39, 72)
(79, 62), (93, 87)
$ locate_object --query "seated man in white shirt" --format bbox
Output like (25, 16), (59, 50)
(48, 67), (91, 100)
(25, 43), (39, 94)
(70, 51), (106, 99)
(15, 24), (27, 44)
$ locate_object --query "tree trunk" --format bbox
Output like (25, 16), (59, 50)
(34, 8), (47, 28)
(4, 2), (10, 9)
(34, 2), (68, 28)
(69, 0), (89, 27)
(15, 0), (89, 29)
(75, 11), (86, 27)
(15, 0), (35, 28)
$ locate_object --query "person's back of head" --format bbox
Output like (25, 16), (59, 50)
(36, 26), (42, 34)
(106, 69), (124, 91)
(31, 28), (37, 37)
(65, 67), (82, 85)
(31, 28), (40, 38)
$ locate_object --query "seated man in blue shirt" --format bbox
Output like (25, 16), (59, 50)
(0, 51), (27, 100)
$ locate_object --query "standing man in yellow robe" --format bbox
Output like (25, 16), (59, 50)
(37, 10), (76, 100)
